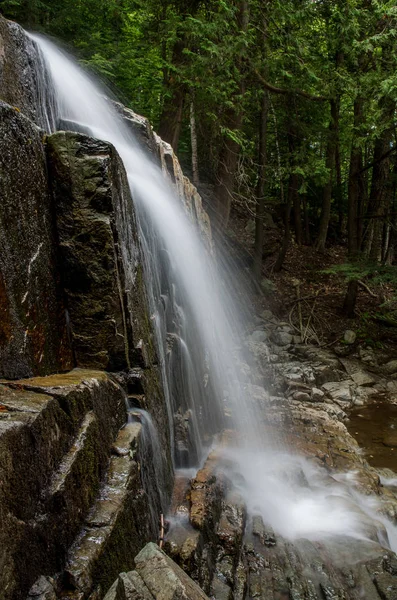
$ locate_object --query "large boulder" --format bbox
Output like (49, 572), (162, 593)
(103, 543), (210, 600)
(0, 101), (72, 378)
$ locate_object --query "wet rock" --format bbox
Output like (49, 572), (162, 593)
(47, 132), (141, 371)
(0, 370), (126, 600)
(0, 16), (56, 129)
(135, 543), (210, 600)
(344, 330), (357, 344)
(64, 421), (159, 596)
(0, 102), (73, 379)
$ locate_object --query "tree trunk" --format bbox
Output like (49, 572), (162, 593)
(190, 97), (199, 187)
(213, 0), (249, 227)
(363, 116), (393, 260)
(303, 194), (311, 245)
(274, 172), (298, 272)
(293, 184), (303, 245)
(343, 280), (359, 318)
(253, 92), (269, 281)
(347, 98), (365, 257)
(158, 0), (203, 151)
(315, 99), (338, 253)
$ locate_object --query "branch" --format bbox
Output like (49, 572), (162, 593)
(253, 68), (328, 102)
(356, 145), (397, 175)
(357, 280), (377, 298)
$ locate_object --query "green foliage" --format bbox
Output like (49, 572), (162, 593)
(322, 261), (397, 285)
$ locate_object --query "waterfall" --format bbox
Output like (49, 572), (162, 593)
(26, 33), (397, 556)
(29, 34), (251, 467)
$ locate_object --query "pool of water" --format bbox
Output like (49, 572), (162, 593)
(347, 398), (397, 470)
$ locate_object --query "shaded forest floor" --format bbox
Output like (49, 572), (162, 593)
(227, 206), (397, 356)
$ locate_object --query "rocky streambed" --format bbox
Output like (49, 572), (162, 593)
(153, 312), (397, 600)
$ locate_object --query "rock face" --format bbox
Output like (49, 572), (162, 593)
(0, 16), (56, 129)
(46, 131), (173, 495)
(0, 371), (127, 599)
(46, 131), (145, 371)
(0, 101), (73, 379)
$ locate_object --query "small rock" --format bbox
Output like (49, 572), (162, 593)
(383, 433), (397, 448)
(383, 360), (397, 375)
(292, 336), (302, 344)
(275, 332), (293, 346)
(293, 391), (311, 402)
(344, 330), (357, 344)
(245, 219), (255, 234)
(250, 330), (268, 343)
(261, 278), (276, 295)
(311, 388), (325, 402)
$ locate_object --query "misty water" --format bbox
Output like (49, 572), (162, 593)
(29, 33), (397, 557)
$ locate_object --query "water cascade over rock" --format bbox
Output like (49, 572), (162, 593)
(2, 13), (397, 600)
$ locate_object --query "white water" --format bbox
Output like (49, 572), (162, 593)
(29, 34), (397, 556)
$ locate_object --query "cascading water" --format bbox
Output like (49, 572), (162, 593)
(28, 33), (397, 558)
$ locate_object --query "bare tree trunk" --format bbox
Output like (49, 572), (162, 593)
(348, 98), (365, 257)
(315, 99), (338, 253)
(293, 184), (303, 245)
(253, 92), (269, 281)
(303, 194), (311, 245)
(274, 172), (298, 272)
(190, 97), (199, 187)
(343, 280), (359, 318)
(274, 117), (297, 272)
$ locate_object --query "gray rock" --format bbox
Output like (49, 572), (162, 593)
(293, 391), (311, 402)
(351, 371), (376, 386)
(261, 309), (275, 321)
(275, 331), (293, 346)
(135, 543), (210, 599)
(383, 360), (397, 375)
(28, 576), (57, 600)
(344, 330), (357, 344)
(261, 278), (276, 295)
(311, 388), (325, 402)
(322, 381), (356, 406)
(250, 330), (268, 343)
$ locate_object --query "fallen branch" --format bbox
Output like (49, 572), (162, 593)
(357, 280), (377, 298)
